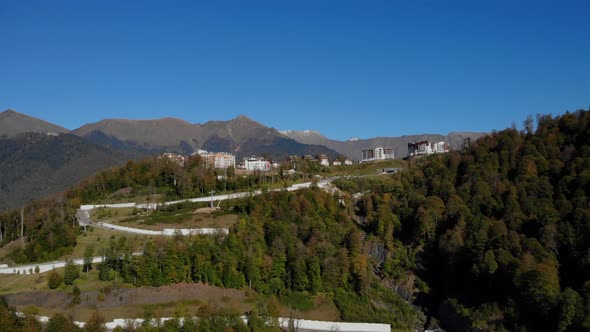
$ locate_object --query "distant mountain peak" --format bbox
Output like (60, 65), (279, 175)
(228, 115), (266, 129)
(2, 109), (17, 115)
(234, 114), (252, 121)
(231, 115), (261, 125)
(0, 109), (69, 137)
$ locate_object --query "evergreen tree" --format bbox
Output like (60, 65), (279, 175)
(83, 245), (94, 275)
(64, 259), (80, 285)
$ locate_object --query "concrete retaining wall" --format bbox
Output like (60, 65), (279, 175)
(24, 315), (390, 332)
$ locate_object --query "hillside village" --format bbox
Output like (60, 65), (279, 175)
(160, 139), (451, 171)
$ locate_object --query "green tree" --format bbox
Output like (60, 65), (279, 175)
(83, 245), (94, 275)
(0, 296), (21, 332)
(72, 285), (81, 305)
(97, 262), (112, 282)
(47, 270), (63, 289)
(46, 313), (81, 332)
(84, 311), (106, 332)
(482, 250), (498, 275)
(557, 288), (583, 332)
(64, 259), (80, 285)
(308, 256), (323, 294)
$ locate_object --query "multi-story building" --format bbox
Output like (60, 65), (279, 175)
(407, 141), (449, 157)
(244, 157), (271, 171)
(361, 146), (394, 162)
(159, 153), (187, 166)
(318, 154), (330, 166)
(194, 149), (236, 169)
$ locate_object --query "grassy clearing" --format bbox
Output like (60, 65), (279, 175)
(276, 292), (341, 322)
(0, 238), (25, 264)
(121, 213), (239, 231)
(69, 228), (154, 259)
(0, 266), (114, 295)
(0, 270), (47, 294)
(5, 280), (255, 322)
(325, 159), (406, 176)
(0, 228), (153, 265)
(90, 207), (139, 221)
(93, 201), (241, 230)
(3, 272), (341, 323)
(91, 193), (166, 205)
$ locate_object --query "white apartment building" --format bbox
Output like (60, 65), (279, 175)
(244, 157), (271, 171)
(361, 146), (394, 162)
(194, 149), (236, 169)
(159, 153), (187, 166)
(407, 141), (449, 157)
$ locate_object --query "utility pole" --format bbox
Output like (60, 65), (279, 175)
(20, 207), (24, 248)
(209, 190), (216, 208)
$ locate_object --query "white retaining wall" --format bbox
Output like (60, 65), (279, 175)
(23, 314), (391, 332)
(80, 182), (314, 211)
(96, 221), (228, 236)
(0, 256), (104, 274)
(80, 203), (137, 210)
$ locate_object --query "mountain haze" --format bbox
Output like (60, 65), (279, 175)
(0, 109), (69, 137)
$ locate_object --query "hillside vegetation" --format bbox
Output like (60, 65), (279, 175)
(0, 153), (333, 264)
(340, 110), (590, 331)
(0, 109), (589, 332)
(0, 133), (138, 211)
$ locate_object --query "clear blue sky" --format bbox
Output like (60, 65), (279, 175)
(1, 1), (589, 140)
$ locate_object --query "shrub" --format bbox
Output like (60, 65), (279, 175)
(47, 270), (63, 289)
(72, 286), (81, 305)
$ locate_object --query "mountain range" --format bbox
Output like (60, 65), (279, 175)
(0, 109), (486, 210)
(72, 115), (337, 159)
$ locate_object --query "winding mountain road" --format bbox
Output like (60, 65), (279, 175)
(1, 180), (334, 274)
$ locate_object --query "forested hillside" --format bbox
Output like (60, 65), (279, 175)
(1, 109), (590, 332)
(0, 154), (322, 263)
(335, 110), (590, 331)
(0, 133), (137, 211)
